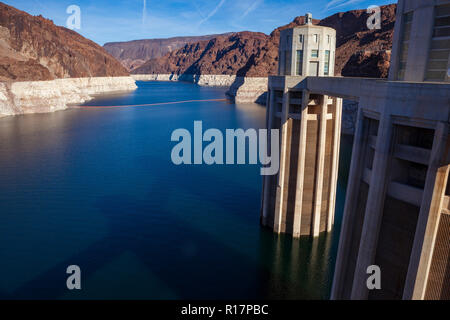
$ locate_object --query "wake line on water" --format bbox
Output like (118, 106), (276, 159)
(77, 98), (228, 109)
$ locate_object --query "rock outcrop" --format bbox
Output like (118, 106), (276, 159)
(319, 4), (395, 77)
(132, 74), (236, 86)
(0, 2), (137, 117)
(0, 2), (130, 81)
(132, 4), (396, 79)
(0, 77), (137, 116)
(104, 34), (232, 71)
(342, 50), (391, 78)
(133, 31), (277, 77)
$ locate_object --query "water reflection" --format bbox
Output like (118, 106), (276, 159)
(258, 135), (353, 300)
(259, 230), (334, 299)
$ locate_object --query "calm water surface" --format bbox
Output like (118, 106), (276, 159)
(0, 81), (352, 299)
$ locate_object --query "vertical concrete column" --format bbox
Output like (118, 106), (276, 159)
(404, 5), (435, 82)
(262, 89), (276, 226)
(404, 122), (449, 300)
(331, 107), (366, 299)
(274, 88), (290, 233)
(312, 95), (328, 237)
(327, 97), (342, 232)
(388, 0), (406, 81)
(292, 90), (310, 237)
(351, 114), (393, 299)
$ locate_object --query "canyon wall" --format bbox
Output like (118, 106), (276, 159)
(0, 3), (130, 82)
(132, 74), (236, 86)
(0, 2), (139, 117)
(225, 77), (268, 104)
(104, 34), (232, 71)
(0, 76), (137, 117)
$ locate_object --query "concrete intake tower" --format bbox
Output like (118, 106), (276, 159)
(261, 14), (341, 237)
(261, 1), (450, 300)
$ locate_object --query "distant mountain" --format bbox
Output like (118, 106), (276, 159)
(0, 2), (129, 82)
(133, 31), (278, 77)
(133, 4), (396, 78)
(103, 34), (232, 71)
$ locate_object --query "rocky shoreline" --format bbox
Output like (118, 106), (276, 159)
(132, 74), (268, 104)
(0, 74), (357, 136)
(0, 77), (137, 117)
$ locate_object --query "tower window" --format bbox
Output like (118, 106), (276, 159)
(426, 4), (450, 81)
(299, 35), (304, 42)
(397, 12), (413, 80)
(296, 50), (303, 75)
(313, 34), (319, 42)
(311, 50), (319, 58)
(285, 50), (292, 75)
(324, 50), (330, 75)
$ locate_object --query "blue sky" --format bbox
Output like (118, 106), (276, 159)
(4, 0), (395, 45)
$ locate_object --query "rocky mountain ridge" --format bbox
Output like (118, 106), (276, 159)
(0, 2), (129, 82)
(104, 34), (232, 71)
(132, 4), (396, 78)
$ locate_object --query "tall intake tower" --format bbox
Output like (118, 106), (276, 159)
(261, 15), (340, 237)
(332, 0), (450, 300)
(259, 0), (449, 300)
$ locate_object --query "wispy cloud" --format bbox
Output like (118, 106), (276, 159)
(142, 0), (147, 26)
(325, 0), (364, 11)
(192, 0), (207, 20)
(198, 0), (226, 26)
(325, 0), (342, 10)
(241, 0), (263, 19)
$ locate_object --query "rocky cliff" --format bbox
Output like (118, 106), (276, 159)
(104, 34), (232, 71)
(133, 31), (277, 77)
(134, 31), (278, 77)
(0, 77), (137, 116)
(0, 2), (130, 81)
(319, 4), (395, 77)
(133, 4), (396, 78)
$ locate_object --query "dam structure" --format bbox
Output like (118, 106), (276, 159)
(261, 0), (450, 300)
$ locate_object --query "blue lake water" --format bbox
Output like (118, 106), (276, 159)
(0, 81), (352, 299)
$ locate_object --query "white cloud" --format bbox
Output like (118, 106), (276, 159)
(198, 0), (226, 26)
(142, 0), (147, 26)
(325, 0), (364, 11)
(241, 0), (263, 19)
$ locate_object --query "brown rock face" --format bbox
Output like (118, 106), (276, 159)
(136, 32), (279, 77)
(133, 4), (396, 79)
(104, 34), (232, 71)
(0, 57), (52, 81)
(0, 2), (129, 82)
(320, 4), (395, 76)
(134, 32), (278, 76)
(342, 51), (392, 78)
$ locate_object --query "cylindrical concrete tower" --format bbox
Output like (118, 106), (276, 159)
(278, 14), (336, 77)
(262, 15), (341, 238)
